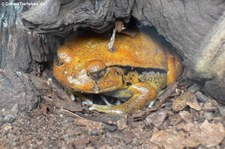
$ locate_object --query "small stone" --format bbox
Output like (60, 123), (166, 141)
(3, 113), (16, 123)
(218, 105), (225, 116)
(117, 118), (127, 131)
(188, 84), (200, 94)
(203, 112), (214, 120)
(195, 91), (209, 103)
(10, 103), (19, 116)
(1, 123), (12, 134)
(90, 128), (99, 136)
(0, 113), (3, 126)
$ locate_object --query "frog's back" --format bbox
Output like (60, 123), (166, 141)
(61, 30), (182, 85)
(64, 31), (169, 70)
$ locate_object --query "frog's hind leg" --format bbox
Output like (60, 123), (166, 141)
(89, 83), (157, 115)
(147, 89), (165, 108)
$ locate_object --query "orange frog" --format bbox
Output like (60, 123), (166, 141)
(53, 29), (183, 115)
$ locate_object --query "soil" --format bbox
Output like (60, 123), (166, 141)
(0, 70), (225, 149)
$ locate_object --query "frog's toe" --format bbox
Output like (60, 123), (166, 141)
(88, 104), (125, 115)
(82, 100), (93, 106)
(147, 100), (156, 108)
(100, 95), (112, 106)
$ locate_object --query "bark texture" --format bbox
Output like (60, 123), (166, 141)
(0, 0), (60, 112)
(131, 0), (225, 103)
(21, 0), (225, 71)
(21, 0), (134, 35)
(21, 0), (225, 103)
(132, 0), (225, 68)
(1, 0), (225, 113)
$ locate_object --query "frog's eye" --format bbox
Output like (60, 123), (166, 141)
(86, 60), (106, 80)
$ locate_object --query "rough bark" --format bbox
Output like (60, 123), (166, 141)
(1, 0), (225, 114)
(21, 0), (134, 35)
(0, 0), (60, 112)
(131, 0), (225, 103)
(195, 13), (225, 103)
(132, 0), (225, 68)
(21, 0), (225, 103)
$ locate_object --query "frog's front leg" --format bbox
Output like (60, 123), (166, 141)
(89, 83), (157, 115)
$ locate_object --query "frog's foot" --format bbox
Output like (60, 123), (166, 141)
(89, 104), (124, 115)
(82, 100), (93, 106)
(100, 95), (112, 106)
(147, 89), (165, 108)
(148, 100), (156, 108)
(89, 83), (157, 115)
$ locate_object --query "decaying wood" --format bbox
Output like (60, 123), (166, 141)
(21, 0), (134, 35)
(21, 0), (225, 102)
(0, 0), (61, 112)
(1, 0), (225, 113)
(132, 0), (225, 68)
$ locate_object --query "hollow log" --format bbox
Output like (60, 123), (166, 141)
(0, 0), (225, 113)
(21, 0), (225, 103)
(0, 0), (61, 112)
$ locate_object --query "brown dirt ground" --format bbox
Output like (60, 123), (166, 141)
(0, 72), (225, 149)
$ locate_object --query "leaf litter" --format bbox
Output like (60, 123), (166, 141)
(0, 76), (225, 148)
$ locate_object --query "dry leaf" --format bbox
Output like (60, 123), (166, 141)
(75, 117), (103, 133)
(179, 111), (193, 123)
(145, 110), (167, 127)
(186, 95), (202, 111)
(117, 118), (127, 130)
(177, 120), (225, 147)
(151, 120), (225, 148)
(150, 128), (189, 149)
(172, 92), (193, 111)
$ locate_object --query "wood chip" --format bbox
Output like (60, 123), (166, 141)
(172, 92), (192, 111)
(145, 110), (167, 127)
(179, 111), (193, 123)
(186, 95), (202, 111)
(151, 120), (225, 148)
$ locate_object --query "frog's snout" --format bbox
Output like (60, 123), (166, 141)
(86, 60), (106, 80)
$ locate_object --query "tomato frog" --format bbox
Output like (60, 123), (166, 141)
(53, 29), (183, 115)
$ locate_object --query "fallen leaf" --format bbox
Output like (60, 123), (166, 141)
(199, 120), (225, 147)
(202, 100), (218, 111)
(145, 110), (167, 127)
(117, 117), (127, 130)
(68, 136), (94, 148)
(179, 111), (193, 123)
(122, 131), (135, 144)
(151, 120), (225, 148)
(186, 95), (202, 111)
(177, 120), (225, 147)
(172, 92), (192, 111)
(75, 117), (103, 133)
(29, 75), (50, 90)
(150, 128), (190, 149)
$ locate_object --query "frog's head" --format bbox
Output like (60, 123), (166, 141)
(53, 47), (124, 94)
